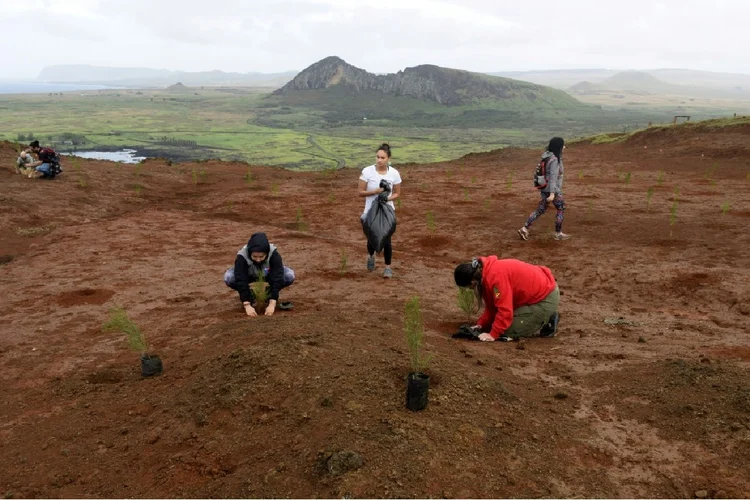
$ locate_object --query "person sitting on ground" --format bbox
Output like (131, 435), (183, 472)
(453, 256), (561, 342)
(15, 149), (34, 175)
(223, 232), (295, 317)
(25, 140), (62, 179)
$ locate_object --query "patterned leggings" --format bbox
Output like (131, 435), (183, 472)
(525, 192), (565, 233)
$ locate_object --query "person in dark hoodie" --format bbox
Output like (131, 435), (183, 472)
(453, 256), (560, 341)
(223, 232), (295, 317)
(518, 137), (570, 241)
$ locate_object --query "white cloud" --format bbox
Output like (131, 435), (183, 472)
(0, 0), (749, 78)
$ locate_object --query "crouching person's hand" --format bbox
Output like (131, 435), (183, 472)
(478, 333), (495, 342)
(265, 300), (276, 316)
(243, 302), (257, 317)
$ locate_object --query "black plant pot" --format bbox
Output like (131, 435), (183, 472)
(141, 354), (163, 377)
(406, 372), (429, 411)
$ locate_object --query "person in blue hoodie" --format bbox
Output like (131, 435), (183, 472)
(224, 232), (295, 317)
(518, 137), (570, 241)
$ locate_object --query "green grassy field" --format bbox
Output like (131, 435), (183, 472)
(0, 85), (739, 170)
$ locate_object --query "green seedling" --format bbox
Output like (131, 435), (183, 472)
(506, 172), (513, 191)
(396, 198), (402, 209)
(646, 186), (654, 211)
(721, 200), (730, 215)
(244, 168), (253, 186)
(624, 172), (631, 185)
(404, 296), (429, 374)
(78, 177), (87, 188)
(669, 201), (678, 237)
(295, 208), (307, 231)
(471, 176), (477, 184)
(339, 250), (348, 274)
(134, 163), (143, 177)
(705, 162), (718, 179)
(457, 287), (476, 323)
(426, 211), (436, 233)
(463, 188), (469, 201)
(578, 171), (584, 180)
(328, 193), (336, 204)
(252, 271), (268, 306)
(191, 169), (198, 185)
(656, 170), (664, 185)
(271, 183), (279, 195)
(483, 199), (490, 211)
(103, 305), (148, 354)
(134, 183), (142, 196)
(673, 186), (680, 201)
(199, 168), (207, 182)
(446, 170), (453, 180)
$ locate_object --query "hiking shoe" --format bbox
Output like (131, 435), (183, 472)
(366, 255), (375, 272)
(278, 301), (294, 311)
(553, 232), (571, 241)
(383, 268), (393, 279)
(540, 312), (559, 337)
(518, 227), (529, 241)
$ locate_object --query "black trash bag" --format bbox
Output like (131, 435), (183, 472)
(141, 354), (163, 377)
(362, 193), (396, 253)
(452, 324), (482, 340)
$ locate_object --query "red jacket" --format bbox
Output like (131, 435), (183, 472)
(476, 257), (557, 339)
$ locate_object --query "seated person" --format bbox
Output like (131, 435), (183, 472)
(15, 149), (34, 175)
(453, 256), (560, 341)
(26, 140), (62, 179)
(224, 232), (295, 317)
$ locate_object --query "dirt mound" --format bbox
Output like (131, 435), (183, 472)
(1, 126), (750, 498)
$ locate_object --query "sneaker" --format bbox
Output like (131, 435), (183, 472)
(517, 227), (529, 241)
(278, 301), (294, 311)
(553, 232), (571, 241)
(383, 268), (393, 279)
(366, 255), (375, 272)
(540, 312), (559, 337)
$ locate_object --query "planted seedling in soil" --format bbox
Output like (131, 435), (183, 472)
(134, 163), (143, 177)
(624, 172), (631, 185)
(339, 250), (348, 274)
(705, 162), (718, 179)
(656, 170), (664, 185)
(646, 186), (654, 211)
(669, 201), (678, 237)
(199, 169), (207, 182)
(673, 186), (680, 202)
(471, 176), (477, 184)
(134, 183), (142, 196)
(404, 295), (430, 411)
(102, 305), (162, 376)
(244, 168), (254, 186)
(578, 171), (584, 180)
(396, 198), (402, 209)
(271, 183), (279, 195)
(252, 270), (269, 307)
(463, 188), (469, 201)
(296, 208), (308, 231)
(426, 211), (436, 233)
(483, 199), (490, 211)
(721, 200), (730, 215)
(192, 169), (198, 185)
(506, 172), (513, 191)
(457, 287), (476, 323)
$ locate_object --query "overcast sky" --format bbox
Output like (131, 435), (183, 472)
(2, 0), (748, 79)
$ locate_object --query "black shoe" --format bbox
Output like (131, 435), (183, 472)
(540, 312), (559, 337)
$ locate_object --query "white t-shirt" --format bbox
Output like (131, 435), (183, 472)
(360, 164), (402, 216)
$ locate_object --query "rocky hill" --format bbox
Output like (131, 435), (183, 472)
(275, 56), (582, 107)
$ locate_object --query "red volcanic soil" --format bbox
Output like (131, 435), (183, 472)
(1, 122), (750, 498)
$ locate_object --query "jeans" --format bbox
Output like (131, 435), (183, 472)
(223, 266), (295, 291)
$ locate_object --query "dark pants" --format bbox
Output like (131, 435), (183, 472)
(504, 286), (560, 337)
(361, 217), (393, 265)
(525, 192), (566, 233)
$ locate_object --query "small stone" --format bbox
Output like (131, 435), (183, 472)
(638, 336), (646, 343)
(147, 428), (162, 444)
(476, 359), (486, 366)
(694, 490), (708, 499)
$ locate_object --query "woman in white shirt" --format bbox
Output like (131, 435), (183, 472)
(357, 143), (402, 278)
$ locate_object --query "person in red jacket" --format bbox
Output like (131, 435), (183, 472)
(453, 256), (560, 341)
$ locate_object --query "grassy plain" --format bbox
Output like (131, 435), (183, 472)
(0, 85), (743, 170)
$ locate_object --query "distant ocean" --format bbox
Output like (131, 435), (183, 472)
(0, 82), (116, 94)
